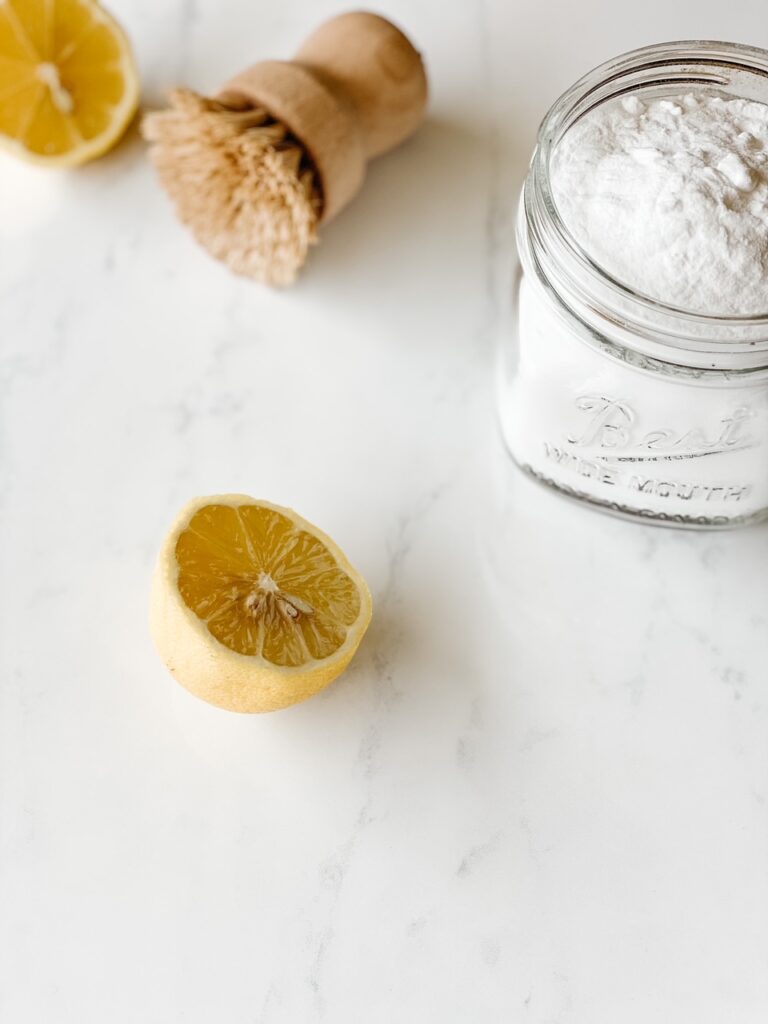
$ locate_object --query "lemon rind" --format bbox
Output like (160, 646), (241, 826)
(0, 3), (140, 168)
(150, 494), (373, 713)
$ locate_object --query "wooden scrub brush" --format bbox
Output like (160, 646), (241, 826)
(143, 11), (428, 286)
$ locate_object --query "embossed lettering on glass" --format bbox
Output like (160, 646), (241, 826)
(498, 41), (768, 528)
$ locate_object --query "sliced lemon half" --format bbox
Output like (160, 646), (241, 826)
(0, 0), (139, 167)
(150, 496), (373, 713)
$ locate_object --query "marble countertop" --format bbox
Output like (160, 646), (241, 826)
(2, 1), (767, 1021)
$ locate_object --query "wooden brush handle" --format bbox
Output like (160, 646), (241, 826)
(219, 11), (428, 222)
(295, 12), (427, 159)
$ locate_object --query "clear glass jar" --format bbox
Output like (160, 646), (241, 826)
(498, 41), (768, 528)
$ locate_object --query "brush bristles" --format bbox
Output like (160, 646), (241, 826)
(143, 89), (322, 286)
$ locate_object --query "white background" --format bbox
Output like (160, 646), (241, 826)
(1, 1), (767, 1021)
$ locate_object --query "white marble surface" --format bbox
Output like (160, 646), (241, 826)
(2, 1), (768, 1021)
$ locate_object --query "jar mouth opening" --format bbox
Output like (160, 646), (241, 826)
(531, 40), (768, 337)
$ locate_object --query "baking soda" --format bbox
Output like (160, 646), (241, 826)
(500, 81), (768, 526)
(550, 91), (768, 315)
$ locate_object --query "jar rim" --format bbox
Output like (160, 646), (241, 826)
(527, 40), (768, 367)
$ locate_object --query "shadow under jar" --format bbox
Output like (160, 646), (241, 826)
(498, 41), (768, 528)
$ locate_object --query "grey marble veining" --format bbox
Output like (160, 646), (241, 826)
(1, 1), (767, 1022)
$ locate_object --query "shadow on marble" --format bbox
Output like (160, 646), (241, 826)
(479, 435), (768, 702)
(298, 114), (524, 331)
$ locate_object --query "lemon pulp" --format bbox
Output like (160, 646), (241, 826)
(176, 503), (362, 667)
(0, 0), (138, 165)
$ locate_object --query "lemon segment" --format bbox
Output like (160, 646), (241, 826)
(150, 496), (373, 713)
(0, 0), (139, 166)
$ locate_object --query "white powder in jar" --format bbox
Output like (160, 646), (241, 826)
(500, 81), (768, 526)
(550, 91), (768, 315)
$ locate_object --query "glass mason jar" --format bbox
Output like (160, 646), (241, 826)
(498, 41), (768, 528)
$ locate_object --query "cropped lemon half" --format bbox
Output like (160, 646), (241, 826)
(150, 496), (373, 713)
(0, 0), (139, 166)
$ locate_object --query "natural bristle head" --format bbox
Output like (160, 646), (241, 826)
(142, 89), (321, 286)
